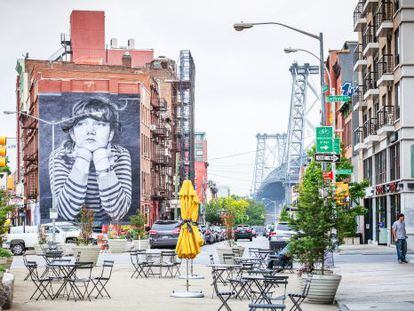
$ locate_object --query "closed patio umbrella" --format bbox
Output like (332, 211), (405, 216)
(171, 180), (204, 298)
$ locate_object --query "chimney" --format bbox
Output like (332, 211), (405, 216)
(128, 38), (135, 50)
(110, 38), (118, 49)
(122, 51), (132, 67)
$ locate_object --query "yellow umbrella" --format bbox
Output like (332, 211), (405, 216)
(175, 180), (204, 259)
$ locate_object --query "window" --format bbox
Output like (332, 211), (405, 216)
(395, 82), (400, 120)
(390, 143), (400, 181)
(375, 150), (387, 184)
(394, 28), (400, 65)
(363, 157), (372, 184)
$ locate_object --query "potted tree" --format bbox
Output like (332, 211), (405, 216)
(0, 249), (12, 272)
(73, 207), (100, 265)
(289, 147), (366, 304)
(128, 210), (148, 250)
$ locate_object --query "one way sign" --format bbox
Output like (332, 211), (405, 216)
(315, 153), (341, 163)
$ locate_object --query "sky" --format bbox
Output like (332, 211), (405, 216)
(0, 0), (357, 196)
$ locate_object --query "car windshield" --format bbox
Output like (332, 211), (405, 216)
(276, 224), (291, 231)
(58, 225), (79, 232)
(152, 222), (179, 231)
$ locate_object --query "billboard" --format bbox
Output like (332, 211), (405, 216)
(38, 93), (140, 224)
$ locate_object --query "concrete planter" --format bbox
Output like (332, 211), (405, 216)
(216, 245), (245, 264)
(108, 239), (128, 253)
(1, 272), (14, 309)
(302, 273), (342, 304)
(131, 239), (149, 250)
(0, 258), (13, 272)
(72, 245), (100, 265)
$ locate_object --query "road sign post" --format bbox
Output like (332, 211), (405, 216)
(315, 153), (341, 163)
(326, 95), (351, 103)
(336, 169), (352, 175)
(316, 126), (334, 154)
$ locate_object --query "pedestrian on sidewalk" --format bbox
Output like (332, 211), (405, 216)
(392, 213), (408, 264)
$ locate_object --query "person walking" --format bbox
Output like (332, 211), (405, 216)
(392, 213), (408, 264)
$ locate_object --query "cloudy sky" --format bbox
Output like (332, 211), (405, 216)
(0, 0), (357, 195)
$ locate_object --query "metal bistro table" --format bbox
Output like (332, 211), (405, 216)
(207, 263), (242, 284)
(242, 275), (289, 307)
(46, 261), (80, 299)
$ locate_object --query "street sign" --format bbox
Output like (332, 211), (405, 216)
(50, 208), (58, 220)
(322, 85), (329, 93)
(336, 169), (352, 175)
(334, 137), (340, 154)
(316, 126), (334, 153)
(326, 95), (351, 103)
(315, 153), (341, 163)
(323, 171), (333, 180)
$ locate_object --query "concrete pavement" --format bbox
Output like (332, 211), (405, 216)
(9, 237), (338, 311)
(334, 244), (414, 311)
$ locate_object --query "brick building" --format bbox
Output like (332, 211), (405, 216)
(194, 132), (208, 205)
(15, 10), (193, 226)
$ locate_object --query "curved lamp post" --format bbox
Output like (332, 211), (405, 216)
(233, 21), (326, 125)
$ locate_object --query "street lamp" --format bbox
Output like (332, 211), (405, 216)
(233, 21), (326, 125)
(283, 47), (336, 184)
(4, 110), (101, 244)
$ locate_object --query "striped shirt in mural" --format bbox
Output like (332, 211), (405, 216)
(49, 144), (132, 222)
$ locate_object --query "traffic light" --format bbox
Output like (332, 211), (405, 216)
(0, 136), (6, 167)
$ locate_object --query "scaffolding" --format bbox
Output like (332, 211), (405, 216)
(177, 50), (196, 184)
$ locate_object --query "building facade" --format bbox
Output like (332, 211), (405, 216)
(353, 0), (414, 248)
(194, 132), (208, 205)
(14, 10), (194, 226)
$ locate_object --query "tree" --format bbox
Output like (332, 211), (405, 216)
(279, 206), (290, 222)
(245, 199), (265, 226)
(288, 146), (367, 274)
(129, 209), (147, 239)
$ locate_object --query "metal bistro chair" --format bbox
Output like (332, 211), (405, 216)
(27, 261), (54, 301)
(67, 261), (94, 301)
(209, 254), (216, 265)
(211, 266), (235, 311)
(130, 250), (148, 278)
(287, 274), (312, 311)
(160, 251), (181, 278)
(90, 260), (114, 299)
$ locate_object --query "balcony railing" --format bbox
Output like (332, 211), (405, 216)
(152, 126), (168, 137)
(363, 71), (378, 94)
(363, 118), (378, 139)
(362, 25), (377, 51)
(353, 44), (365, 67)
(375, 1), (394, 31)
(377, 105), (394, 128)
(353, 1), (366, 29)
(352, 85), (365, 108)
(377, 54), (394, 77)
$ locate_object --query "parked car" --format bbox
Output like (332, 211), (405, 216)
(210, 226), (224, 242)
(3, 222), (82, 255)
(199, 225), (214, 244)
(149, 220), (180, 249)
(269, 222), (296, 242)
(265, 224), (274, 238)
(234, 225), (253, 241)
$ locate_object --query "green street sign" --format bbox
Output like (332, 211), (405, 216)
(336, 169), (352, 175)
(326, 95), (351, 103)
(316, 126), (333, 139)
(322, 85), (329, 93)
(334, 137), (340, 154)
(316, 126), (334, 153)
(316, 139), (333, 153)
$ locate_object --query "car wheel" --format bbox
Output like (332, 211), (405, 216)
(11, 243), (24, 256)
(249, 237), (252, 242)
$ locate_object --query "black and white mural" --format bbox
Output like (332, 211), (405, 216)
(38, 93), (140, 223)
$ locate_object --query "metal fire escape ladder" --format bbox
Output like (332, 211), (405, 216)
(284, 63), (319, 206)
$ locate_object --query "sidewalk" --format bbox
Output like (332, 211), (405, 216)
(335, 244), (414, 311)
(10, 264), (337, 311)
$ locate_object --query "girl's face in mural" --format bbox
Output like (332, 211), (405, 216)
(70, 117), (114, 152)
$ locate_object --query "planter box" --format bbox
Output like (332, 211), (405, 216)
(1, 272), (14, 309)
(216, 245), (245, 264)
(131, 239), (149, 251)
(108, 239), (128, 253)
(72, 245), (100, 265)
(302, 273), (341, 304)
(0, 258), (13, 272)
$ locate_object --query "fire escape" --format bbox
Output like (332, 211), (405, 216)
(151, 84), (173, 217)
